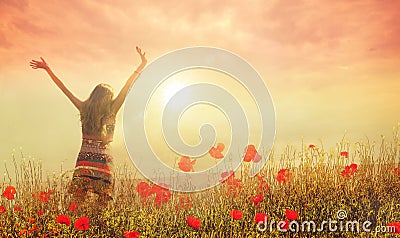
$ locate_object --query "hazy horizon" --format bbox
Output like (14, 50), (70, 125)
(1, 0), (399, 176)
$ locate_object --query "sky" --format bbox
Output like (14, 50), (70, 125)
(1, 0), (399, 177)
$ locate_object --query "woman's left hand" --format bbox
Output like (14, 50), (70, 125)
(136, 46), (147, 69)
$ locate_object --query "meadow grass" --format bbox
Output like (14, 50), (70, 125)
(0, 132), (399, 237)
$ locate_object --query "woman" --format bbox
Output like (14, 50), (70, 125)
(30, 46), (147, 205)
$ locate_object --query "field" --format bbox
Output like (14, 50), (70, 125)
(1, 133), (400, 237)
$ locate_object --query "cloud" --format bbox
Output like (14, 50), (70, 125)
(0, 0), (399, 77)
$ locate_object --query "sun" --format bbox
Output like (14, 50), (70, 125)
(161, 80), (185, 104)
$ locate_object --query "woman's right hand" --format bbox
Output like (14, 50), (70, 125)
(30, 57), (49, 70)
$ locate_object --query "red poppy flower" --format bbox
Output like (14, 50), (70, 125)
(253, 153), (262, 163)
(69, 203), (77, 212)
(340, 151), (349, 158)
(18, 229), (30, 236)
(258, 180), (269, 194)
(74, 216), (90, 230)
(308, 144), (316, 149)
(230, 209), (243, 220)
(136, 181), (152, 198)
(220, 170), (234, 182)
(152, 184), (172, 207)
(56, 215), (71, 226)
(13, 205), (22, 212)
(178, 156), (196, 172)
(209, 147), (224, 159)
(0, 205), (6, 213)
(221, 172), (241, 186)
(244, 144), (257, 162)
(394, 168), (400, 176)
(387, 222), (400, 234)
(341, 163), (359, 178)
(178, 196), (192, 210)
(124, 230), (140, 238)
(277, 169), (290, 183)
(209, 143), (225, 159)
(26, 217), (35, 223)
(286, 209), (298, 220)
(2, 185), (16, 200)
(278, 220), (289, 230)
(39, 191), (51, 203)
(186, 216), (201, 230)
(254, 213), (268, 224)
(251, 194), (263, 206)
(36, 210), (44, 216)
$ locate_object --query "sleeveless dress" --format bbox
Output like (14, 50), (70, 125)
(69, 114), (116, 199)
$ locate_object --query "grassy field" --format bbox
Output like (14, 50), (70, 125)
(1, 133), (400, 237)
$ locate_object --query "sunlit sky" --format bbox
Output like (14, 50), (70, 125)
(1, 0), (399, 176)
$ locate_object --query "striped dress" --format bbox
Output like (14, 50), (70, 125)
(69, 114), (116, 199)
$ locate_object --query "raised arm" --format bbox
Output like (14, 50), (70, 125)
(30, 57), (83, 111)
(111, 46), (147, 113)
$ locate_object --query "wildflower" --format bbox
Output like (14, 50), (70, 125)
(341, 163), (359, 178)
(178, 156), (196, 172)
(340, 151), (349, 158)
(136, 181), (152, 198)
(124, 230), (140, 238)
(0, 205), (6, 213)
(39, 191), (51, 203)
(31, 224), (38, 231)
(256, 174), (269, 193)
(18, 229), (30, 236)
(74, 216), (90, 230)
(2, 186), (16, 200)
(69, 203), (77, 212)
(32, 190), (53, 203)
(221, 171), (241, 187)
(253, 153), (262, 163)
(178, 196), (192, 210)
(285, 209), (298, 220)
(14, 205), (23, 212)
(56, 215), (71, 226)
(186, 216), (201, 230)
(394, 168), (400, 176)
(278, 220), (289, 231)
(43, 229), (59, 237)
(251, 194), (263, 206)
(254, 213), (268, 224)
(243, 144), (257, 162)
(26, 217), (35, 223)
(151, 184), (172, 207)
(220, 171), (243, 197)
(36, 210), (45, 216)
(209, 143), (225, 159)
(277, 169), (290, 183)
(230, 209), (243, 220)
(387, 222), (400, 234)
(220, 170), (234, 182)
(308, 144), (316, 149)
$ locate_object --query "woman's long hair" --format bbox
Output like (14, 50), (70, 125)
(80, 84), (114, 137)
